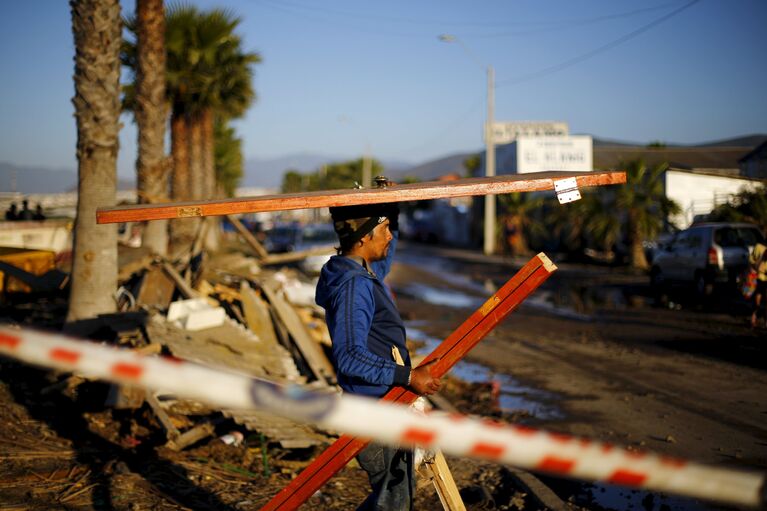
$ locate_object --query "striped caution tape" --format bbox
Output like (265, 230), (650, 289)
(0, 325), (764, 508)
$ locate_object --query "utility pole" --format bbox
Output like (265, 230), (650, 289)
(484, 65), (496, 255)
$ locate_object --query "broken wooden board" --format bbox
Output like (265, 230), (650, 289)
(135, 265), (176, 310)
(222, 409), (330, 449)
(96, 171), (626, 223)
(423, 451), (467, 511)
(260, 278), (336, 386)
(261, 253), (557, 511)
(295, 307), (332, 347)
(145, 316), (329, 447)
(226, 214), (269, 259)
(261, 246), (335, 267)
(161, 262), (198, 299)
(240, 281), (280, 347)
(147, 315), (300, 382)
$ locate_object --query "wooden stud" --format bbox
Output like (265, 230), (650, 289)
(97, 171), (625, 224)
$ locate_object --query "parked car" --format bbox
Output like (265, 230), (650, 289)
(650, 222), (765, 296)
(264, 223), (300, 253)
(294, 224), (337, 274)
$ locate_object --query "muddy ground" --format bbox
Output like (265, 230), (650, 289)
(1, 241), (765, 510)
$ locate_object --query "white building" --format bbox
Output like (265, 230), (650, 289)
(663, 169), (762, 228)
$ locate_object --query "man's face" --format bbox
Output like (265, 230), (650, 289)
(365, 219), (393, 261)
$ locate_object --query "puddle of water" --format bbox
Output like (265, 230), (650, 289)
(524, 291), (593, 321)
(407, 326), (563, 420)
(397, 253), (490, 296)
(527, 285), (648, 319)
(399, 283), (484, 309)
(545, 479), (716, 511)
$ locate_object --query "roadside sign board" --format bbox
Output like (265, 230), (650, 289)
(488, 121), (569, 144)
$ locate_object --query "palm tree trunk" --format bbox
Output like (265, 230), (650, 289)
(202, 108), (216, 198)
(628, 210), (649, 269)
(67, 0), (121, 322)
(189, 113), (204, 200)
(170, 110), (194, 249)
(506, 215), (529, 256)
(200, 108), (221, 252)
(170, 110), (190, 200)
(135, 0), (169, 256)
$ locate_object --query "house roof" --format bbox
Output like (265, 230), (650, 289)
(738, 140), (767, 163)
(594, 146), (751, 171)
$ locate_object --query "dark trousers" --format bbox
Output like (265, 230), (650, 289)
(356, 442), (414, 511)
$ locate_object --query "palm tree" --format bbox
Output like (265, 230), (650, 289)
(163, 5), (201, 247)
(616, 159), (680, 269)
(188, 9), (258, 199)
(124, 6), (258, 248)
(709, 184), (767, 230)
(67, 0), (121, 322)
(132, 0), (168, 255)
(497, 192), (545, 256)
(582, 192), (623, 257)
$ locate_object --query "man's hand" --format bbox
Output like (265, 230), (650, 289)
(409, 359), (442, 396)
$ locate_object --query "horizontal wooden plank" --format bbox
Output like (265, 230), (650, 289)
(96, 170), (625, 224)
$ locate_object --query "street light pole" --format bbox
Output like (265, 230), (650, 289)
(439, 34), (496, 255)
(484, 65), (496, 255)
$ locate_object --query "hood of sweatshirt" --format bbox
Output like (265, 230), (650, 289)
(315, 255), (372, 309)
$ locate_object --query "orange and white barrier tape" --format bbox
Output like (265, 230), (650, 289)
(0, 326), (764, 508)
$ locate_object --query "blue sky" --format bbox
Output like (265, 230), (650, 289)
(1, 0), (766, 180)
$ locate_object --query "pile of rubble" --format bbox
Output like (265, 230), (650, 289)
(102, 220), (340, 453)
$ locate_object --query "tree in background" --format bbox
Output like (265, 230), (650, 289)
(281, 170), (304, 194)
(542, 160), (678, 268)
(280, 158), (384, 193)
(123, 5), (259, 249)
(67, 0), (121, 322)
(497, 192), (544, 256)
(616, 159), (680, 269)
(463, 153), (481, 178)
(579, 192), (623, 258)
(708, 184), (767, 230)
(179, 8), (259, 200)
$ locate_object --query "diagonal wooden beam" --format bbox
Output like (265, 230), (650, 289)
(260, 253), (557, 511)
(96, 171), (625, 224)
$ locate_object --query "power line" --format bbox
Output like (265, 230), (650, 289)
(496, 0), (701, 88)
(465, 2), (686, 38)
(254, 0), (685, 33)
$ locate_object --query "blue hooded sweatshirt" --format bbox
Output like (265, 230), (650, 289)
(315, 233), (411, 397)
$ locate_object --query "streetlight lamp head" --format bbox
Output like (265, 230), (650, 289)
(438, 34), (455, 43)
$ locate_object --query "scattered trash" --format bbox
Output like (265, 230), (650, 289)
(220, 431), (244, 446)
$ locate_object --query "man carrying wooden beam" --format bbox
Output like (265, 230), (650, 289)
(315, 202), (442, 510)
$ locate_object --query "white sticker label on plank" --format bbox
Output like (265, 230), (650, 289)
(554, 177), (581, 204)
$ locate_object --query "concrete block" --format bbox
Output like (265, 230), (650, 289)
(167, 298), (226, 331)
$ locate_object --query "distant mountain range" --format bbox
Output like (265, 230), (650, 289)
(2, 134), (764, 194)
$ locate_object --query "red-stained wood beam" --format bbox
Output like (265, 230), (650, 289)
(97, 171), (625, 224)
(260, 253), (557, 511)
